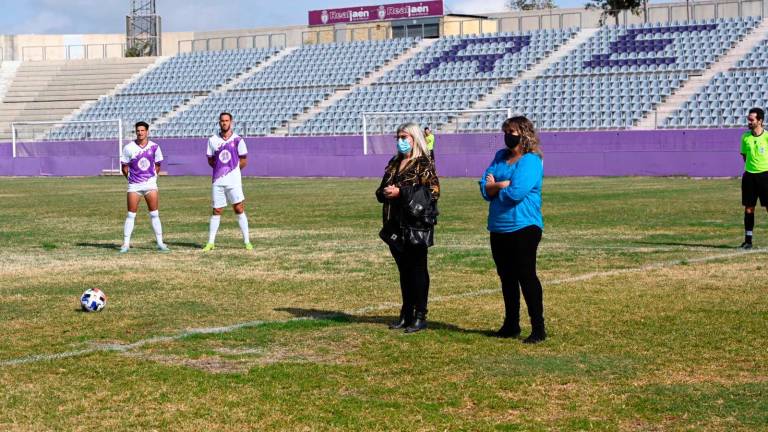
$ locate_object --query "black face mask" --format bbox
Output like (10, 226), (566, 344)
(504, 133), (521, 149)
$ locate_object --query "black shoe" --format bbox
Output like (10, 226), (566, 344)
(388, 308), (413, 330)
(522, 330), (547, 344)
(740, 241), (753, 250)
(405, 312), (427, 333)
(388, 317), (410, 330)
(494, 323), (521, 338)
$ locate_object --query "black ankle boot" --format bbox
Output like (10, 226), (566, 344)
(522, 327), (546, 344)
(388, 308), (413, 330)
(494, 321), (521, 338)
(404, 312), (427, 333)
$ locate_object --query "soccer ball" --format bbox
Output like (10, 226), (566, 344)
(80, 288), (107, 312)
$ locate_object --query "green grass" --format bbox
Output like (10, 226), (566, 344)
(0, 176), (766, 431)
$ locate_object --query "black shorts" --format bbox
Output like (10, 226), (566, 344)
(742, 171), (768, 207)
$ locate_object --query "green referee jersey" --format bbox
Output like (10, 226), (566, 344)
(741, 130), (768, 173)
(425, 134), (435, 151)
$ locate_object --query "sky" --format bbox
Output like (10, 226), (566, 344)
(0, 0), (593, 35)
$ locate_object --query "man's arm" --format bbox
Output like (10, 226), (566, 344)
(121, 164), (129, 178)
(207, 156), (216, 168)
(239, 156), (247, 170)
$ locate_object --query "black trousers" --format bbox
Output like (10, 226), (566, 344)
(389, 243), (430, 315)
(490, 226), (544, 330)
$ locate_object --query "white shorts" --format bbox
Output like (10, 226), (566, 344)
(127, 183), (158, 196)
(212, 183), (245, 208)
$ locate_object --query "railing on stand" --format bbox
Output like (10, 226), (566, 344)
(177, 33), (287, 53)
(21, 44), (127, 61)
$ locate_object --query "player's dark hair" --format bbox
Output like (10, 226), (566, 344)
(424, 126), (430, 131)
(134, 121), (149, 130)
(219, 112), (233, 120)
(749, 107), (764, 122)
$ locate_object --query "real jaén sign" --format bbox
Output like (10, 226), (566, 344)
(309, 1), (444, 26)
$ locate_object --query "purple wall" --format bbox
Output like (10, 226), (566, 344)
(0, 129), (747, 178)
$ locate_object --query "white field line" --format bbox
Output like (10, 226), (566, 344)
(0, 249), (764, 367)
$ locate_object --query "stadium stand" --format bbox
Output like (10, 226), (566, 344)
(0, 58), (155, 140)
(468, 16), (763, 131)
(50, 48), (278, 140)
(154, 38), (416, 137)
(661, 23), (768, 128)
(296, 28), (577, 135)
(3, 15), (768, 141)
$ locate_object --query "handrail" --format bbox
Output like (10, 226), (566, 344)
(177, 33), (287, 54)
(21, 43), (127, 61)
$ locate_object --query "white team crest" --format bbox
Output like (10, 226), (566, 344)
(321, 10), (329, 24)
(377, 6), (386, 20)
(137, 157), (151, 171)
(219, 149), (232, 163)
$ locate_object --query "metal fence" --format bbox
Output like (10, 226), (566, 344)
(177, 33), (287, 54)
(21, 43), (127, 61)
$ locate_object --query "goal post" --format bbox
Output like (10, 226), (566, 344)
(11, 119), (124, 159)
(361, 108), (513, 155)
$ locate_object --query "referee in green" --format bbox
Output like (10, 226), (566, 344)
(424, 126), (435, 160)
(740, 107), (768, 249)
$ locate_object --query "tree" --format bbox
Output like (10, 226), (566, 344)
(585, 0), (644, 26)
(507, 0), (557, 11)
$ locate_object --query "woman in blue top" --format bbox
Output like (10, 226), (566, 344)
(479, 116), (546, 344)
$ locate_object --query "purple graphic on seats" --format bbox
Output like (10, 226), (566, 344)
(415, 35), (532, 75)
(583, 23), (718, 69)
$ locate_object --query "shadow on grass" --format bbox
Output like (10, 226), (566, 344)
(275, 307), (498, 337)
(636, 241), (735, 249)
(165, 241), (203, 249)
(76, 242), (120, 250)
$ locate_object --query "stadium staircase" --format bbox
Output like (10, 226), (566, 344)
(151, 46), (299, 129)
(0, 62), (20, 103)
(452, 27), (600, 130)
(635, 17), (768, 129)
(274, 38), (439, 136)
(0, 57), (156, 141)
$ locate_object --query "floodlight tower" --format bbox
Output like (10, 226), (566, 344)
(126, 0), (161, 56)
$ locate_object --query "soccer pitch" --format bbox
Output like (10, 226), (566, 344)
(0, 176), (766, 430)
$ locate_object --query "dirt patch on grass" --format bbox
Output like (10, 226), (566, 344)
(123, 325), (367, 373)
(124, 352), (251, 374)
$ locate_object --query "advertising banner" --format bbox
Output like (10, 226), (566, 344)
(309, 1), (444, 26)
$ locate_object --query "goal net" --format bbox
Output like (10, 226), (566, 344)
(11, 119), (124, 165)
(361, 108), (513, 155)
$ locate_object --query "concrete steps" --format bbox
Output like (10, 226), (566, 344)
(0, 57), (157, 140)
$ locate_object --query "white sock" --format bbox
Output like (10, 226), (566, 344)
(123, 212), (136, 246)
(149, 210), (164, 245)
(237, 212), (250, 244)
(208, 215), (221, 244)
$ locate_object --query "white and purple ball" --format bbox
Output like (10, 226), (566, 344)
(80, 288), (107, 312)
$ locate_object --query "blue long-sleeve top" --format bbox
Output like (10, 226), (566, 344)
(479, 150), (543, 233)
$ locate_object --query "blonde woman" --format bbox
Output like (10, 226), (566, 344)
(375, 122), (440, 333)
(480, 116), (546, 343)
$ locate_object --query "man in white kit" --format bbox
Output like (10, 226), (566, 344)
(202, 112), (252, 251)
(120, 121), (169, 253)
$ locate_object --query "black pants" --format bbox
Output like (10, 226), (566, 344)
(389, 243), (429, 315)
(490, 226), (544, 330)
